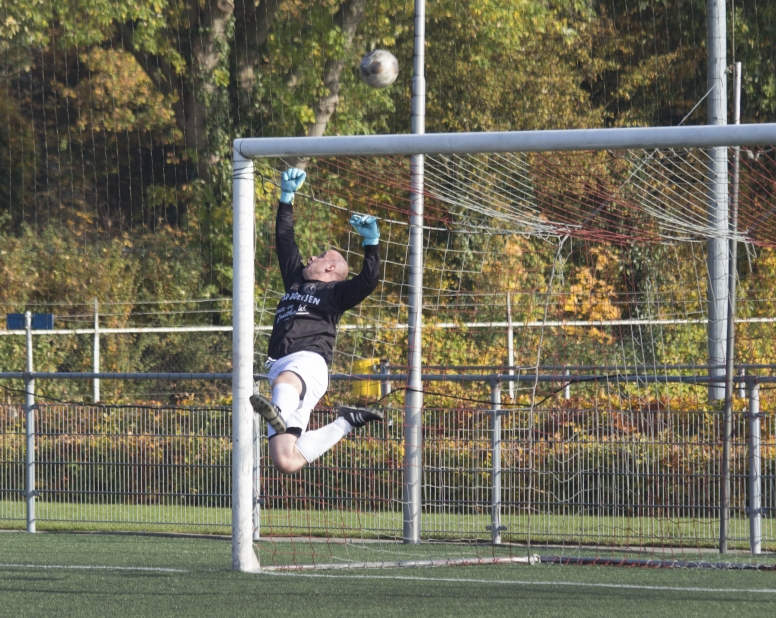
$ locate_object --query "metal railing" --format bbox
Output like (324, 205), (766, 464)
(0, 403), (232, 533)
(1, 377), (771, 554)
(6, 302), (776, 403)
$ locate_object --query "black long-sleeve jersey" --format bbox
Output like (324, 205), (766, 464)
(266, 202), (380, 366)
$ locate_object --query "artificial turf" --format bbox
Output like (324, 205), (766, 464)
(2, 501), (771, 552)
(1, 532), (775, 617)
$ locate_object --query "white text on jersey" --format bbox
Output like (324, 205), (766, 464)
(281, 291), (321, 305)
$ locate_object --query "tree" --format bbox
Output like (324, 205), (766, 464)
(0, 0), (389, 294)
(121, 0), (369, 176)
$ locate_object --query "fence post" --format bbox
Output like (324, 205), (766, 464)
(489, 377), (503, 545)
(93, 298), (100, 403)
(563, 368), (571, 400)
(738, 366), (745, 399)
(748, 382), (762, 555)
(720, 372), (734, 553)
(24, 311), (36, 533)
(380, 360), (391, 397)
(507, 294), (514, 400)
(253, 411), (261, 541)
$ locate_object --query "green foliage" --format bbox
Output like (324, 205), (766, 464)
(0, 222), (231, 402)
(1, 0), (776, 404)
(735, 2), (776, 120)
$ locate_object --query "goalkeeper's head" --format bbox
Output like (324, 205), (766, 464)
(302, 249), (349, 282)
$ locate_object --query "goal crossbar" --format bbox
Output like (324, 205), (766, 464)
(235, 123), (776, 159)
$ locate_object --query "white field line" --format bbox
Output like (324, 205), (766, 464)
(3, 562), (775, 594)
(262, 571), (776, 594)
(0, 563), (189, 573)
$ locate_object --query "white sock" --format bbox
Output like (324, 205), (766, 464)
(272, 382), (300, 420)
(295, 418), (352, 463)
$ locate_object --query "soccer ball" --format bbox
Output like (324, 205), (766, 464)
(359, 50), (399, 89)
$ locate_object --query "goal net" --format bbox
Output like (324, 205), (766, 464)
(234, 127), (776, 571)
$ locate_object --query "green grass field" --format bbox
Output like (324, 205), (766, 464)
(2, 532), (776, 617)
(2, 500), (772, 552)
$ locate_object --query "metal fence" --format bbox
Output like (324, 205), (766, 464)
(2, 388), (772, 554)
(0, 403), (232, 532)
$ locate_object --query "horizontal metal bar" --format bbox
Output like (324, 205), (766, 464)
(3, 371), (776, 384)
(255, 497), (753, 511)
(420, 363), (774, 371)
(258, 495), (394, 502)
(382, 316), (776, 330)
(327, 373), (776, 384)
(4, 315), (776, 336)
(35, 434), (229, 440)
(35, 489), (230, 498)
(34, 461), (229, 468)
(263, 556), (538, 572)
(235, 123), (776, 159)
(0, 326), (234, 336)
(263, 466), (398, 473)
(0, 372), (233, 380)
(31, 518), (229, 526)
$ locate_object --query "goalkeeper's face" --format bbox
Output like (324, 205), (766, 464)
(302, 250), (348, 282)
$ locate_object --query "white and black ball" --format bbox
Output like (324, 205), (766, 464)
(359, 49), (399, 89)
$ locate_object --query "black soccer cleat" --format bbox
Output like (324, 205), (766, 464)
(335, 405), (384, 429)
(250, 393), (286, 434)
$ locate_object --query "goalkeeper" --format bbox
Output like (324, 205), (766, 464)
(251, 168), (383, 474)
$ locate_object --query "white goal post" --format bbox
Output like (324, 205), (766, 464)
(231, 122), (776, 572)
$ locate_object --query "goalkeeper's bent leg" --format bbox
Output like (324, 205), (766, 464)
(294, 418), (352, 463)
(268, 433), (309, 474)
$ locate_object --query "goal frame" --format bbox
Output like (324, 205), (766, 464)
(231, 122), (776, 572)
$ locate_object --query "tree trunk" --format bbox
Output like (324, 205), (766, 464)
(287, 0), (367, 169)
(310, 0), (366, 137)
(185, 0), (234, 181)
(122, 0), (234, 182)
(234, 0), (281, 117)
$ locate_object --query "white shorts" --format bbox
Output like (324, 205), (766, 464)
(266, 351), (329, 437)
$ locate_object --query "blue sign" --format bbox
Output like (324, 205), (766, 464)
(6, 313), (54, 330)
